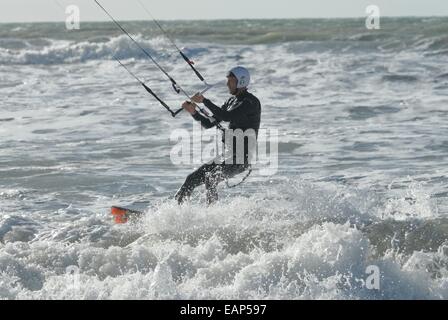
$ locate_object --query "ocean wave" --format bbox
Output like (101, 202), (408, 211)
(1, 18), (448, 64)
(382, 74), (419, 83)
(0, 177), (447, 299)
(0, 34), (178, 65)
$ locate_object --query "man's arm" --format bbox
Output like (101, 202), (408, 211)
(192, 110), (218, 129)
(181, 101), (219, 129)
(203, 98), (254, 123)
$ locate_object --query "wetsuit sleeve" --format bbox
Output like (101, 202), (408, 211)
(191, 111), (218, 129)
(203, 98), (255, 123)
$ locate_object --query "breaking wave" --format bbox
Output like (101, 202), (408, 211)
(1, 17), (448, 65)
(1, 179), (447, 300)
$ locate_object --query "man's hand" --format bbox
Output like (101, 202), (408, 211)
(182, 101), (197, 115)
(191, 93), (205, 104)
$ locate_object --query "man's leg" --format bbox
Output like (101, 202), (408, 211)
(204, 163), (248, 205)
(175, 163), (217, 204)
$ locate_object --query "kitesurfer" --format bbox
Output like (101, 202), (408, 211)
(175, 66), (261, 204)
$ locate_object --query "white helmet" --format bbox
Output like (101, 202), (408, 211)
(227, 66), (250, 88)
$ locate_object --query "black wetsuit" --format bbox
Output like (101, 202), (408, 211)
(175, 90), (261, 204)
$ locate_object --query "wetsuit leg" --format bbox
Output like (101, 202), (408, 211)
(175, 162), (217, 204)
(204, 163), (248, 204)
(175, 161), (248, 205)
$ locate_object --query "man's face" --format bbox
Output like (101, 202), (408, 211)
(227, 75), (238, 95)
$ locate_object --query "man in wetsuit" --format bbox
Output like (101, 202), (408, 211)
(175, 66), (261, 204)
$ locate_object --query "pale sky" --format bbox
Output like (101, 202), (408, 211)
(1, 0), (448, 23)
